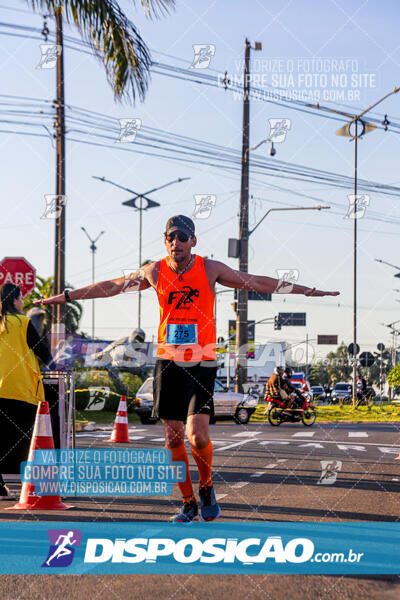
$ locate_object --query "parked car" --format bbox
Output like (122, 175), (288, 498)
(331, 382), (352, 403)
(134, 377), (258, 425)
(310, 386), (326, 403)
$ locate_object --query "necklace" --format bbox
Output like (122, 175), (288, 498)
(169, 255), (194, 280)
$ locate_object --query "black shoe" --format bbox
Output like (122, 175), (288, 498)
(199, 485), (221, 521)
(172, 500), (200, 523)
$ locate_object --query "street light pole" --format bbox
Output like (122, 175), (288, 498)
(311, 86), (400, 407)
(92, 176), (190, 328)
(81, 227), (105, 338)
(352, 118), (358, 408)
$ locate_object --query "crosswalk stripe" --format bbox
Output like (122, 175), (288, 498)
(299, 443), (324, 448)
(214, 440), (253, 452)
(231, 482), (249, 489)
(250, 472), (265, 478)
(264, 463), (278, 469)
(216, 494), (227, 500)
(348, 432), (368, 437)
(232, 431), (262, 438)
(292, 431), (315, 437)
(259, 441), (289, 445)
(379, 447), (400, 454)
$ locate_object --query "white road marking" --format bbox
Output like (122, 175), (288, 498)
(277, 459), (288, 462)
(150, 438), (165, 442)
(259, 441), (289, 445)
(348, 432), (368, 438)
(337, 444), (366, 452)
(250, 472), (265, 478)
(257, 437), (394, 448)
(214, 440), (253, 452)
(292, 431), (315, 437)
(379, 447), (400, 454)
(392, 478), (399, 481)
(216, 494), (227, 500)
(264, 463), (278, 469)
(299, 443), (324, 448)
(232, 431), (262, 438)
(231, 482), (249, 489)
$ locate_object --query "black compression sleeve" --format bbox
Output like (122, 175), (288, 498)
(26, 320), (55, 368)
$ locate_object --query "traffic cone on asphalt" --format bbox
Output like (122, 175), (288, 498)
(7, 401), (73, 510)
(106, 396), (131, 443)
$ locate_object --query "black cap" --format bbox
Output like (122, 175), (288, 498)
(165, 215), (195, 237)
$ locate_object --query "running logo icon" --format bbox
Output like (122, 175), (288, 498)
(42, 529), (82, 568)
(190, 44), (216, 69)
(168, 286), (200, 309)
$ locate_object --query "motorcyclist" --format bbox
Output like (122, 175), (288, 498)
(264, 366), (293, 412)
(282, 367), (307, 409)
(356, 373), (367, 402)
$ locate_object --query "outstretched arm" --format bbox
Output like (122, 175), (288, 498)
(212, 261), (339, 297)
(33, 269), (151, 306)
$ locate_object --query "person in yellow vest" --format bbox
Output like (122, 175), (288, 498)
(0, 283), (54, 499)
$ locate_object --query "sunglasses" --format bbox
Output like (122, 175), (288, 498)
(165, 231), (191, 243)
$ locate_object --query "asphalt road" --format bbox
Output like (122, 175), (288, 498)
(1, 421), (400, 599)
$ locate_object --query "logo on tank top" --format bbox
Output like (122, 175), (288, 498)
(167, 286), (200, 309)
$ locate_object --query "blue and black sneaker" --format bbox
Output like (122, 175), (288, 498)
(172, 500), (199, 523)
(199, 485), (221, 521)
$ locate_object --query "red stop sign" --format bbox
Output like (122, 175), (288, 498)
(0, 257), (36, 298)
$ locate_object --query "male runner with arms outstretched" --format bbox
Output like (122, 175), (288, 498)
(36, 215), (339, 522)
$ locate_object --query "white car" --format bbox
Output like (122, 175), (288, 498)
(134, 377), (258, 425)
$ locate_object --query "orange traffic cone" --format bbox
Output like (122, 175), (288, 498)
(7, 401), (73, 510)
(106, 396), (131, 443)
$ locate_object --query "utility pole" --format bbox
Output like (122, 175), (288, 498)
(52, 7), (66, 348)
(81, 228), (105, 339)
(235, 38), (251, 394)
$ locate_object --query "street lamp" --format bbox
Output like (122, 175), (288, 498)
(81, 227), (105, 339)
(375, 258), (400, 278)
(92, 175), (190, 327)
(311, 87), (400, 407)
(231, 202), (331, 393)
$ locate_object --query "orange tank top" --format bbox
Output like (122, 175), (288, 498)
(156, 255), (216, 361)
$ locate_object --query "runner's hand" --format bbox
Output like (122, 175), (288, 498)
(304, 288), (339, 297)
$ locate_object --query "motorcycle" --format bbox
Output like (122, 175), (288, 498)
(265, 392), (316, 427)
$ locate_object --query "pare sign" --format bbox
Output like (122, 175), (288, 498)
(0, 257), (36, 298)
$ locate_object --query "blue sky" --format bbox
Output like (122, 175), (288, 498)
(1, 0), (400, 359)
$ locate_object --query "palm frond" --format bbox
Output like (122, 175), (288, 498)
(26, 0), (175, 103)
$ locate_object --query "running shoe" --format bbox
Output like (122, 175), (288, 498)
(199, 485), (221, 521)
(172, 500), (199, 523)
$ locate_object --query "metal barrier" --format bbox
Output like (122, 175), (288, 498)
(42, 371), (75, 449)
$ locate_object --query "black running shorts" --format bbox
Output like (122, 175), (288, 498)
(152, 358), (217, 421)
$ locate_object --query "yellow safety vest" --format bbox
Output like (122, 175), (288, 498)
(0, 314), (45, 405)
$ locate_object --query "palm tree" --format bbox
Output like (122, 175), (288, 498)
(24, 276), (83, 335)
(27, 0), (175, 102)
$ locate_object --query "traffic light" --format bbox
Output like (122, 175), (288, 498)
(274, 315), (281, 330)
